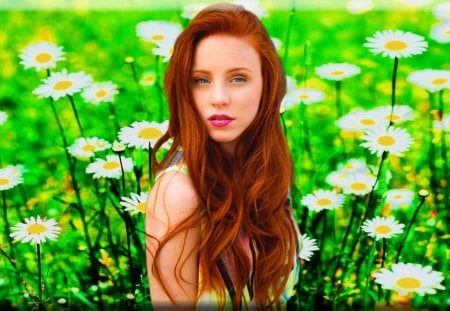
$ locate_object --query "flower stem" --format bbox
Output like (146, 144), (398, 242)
(107, 102), (120, 135)
(362, 239), (377, 310)
(282, 0), (296, 67)
(37, 244), (43, 304)
(394, 194), (426, 263)
(2, 191), (14, 259)
(118, 153), (126, 194)
(363, 150), (388, 221)
(153, 55), (165, 122)
(67, 95), (85, 138)
(438, 90), (448, 208)
(389, 57), (399, 126)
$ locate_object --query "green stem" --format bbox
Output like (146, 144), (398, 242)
(153, 55), (165, 122)
(363, 150), (388, 222)
(2, 192), (14, 259)
(389, 57), (399, 127)
(438, 90), (448, 208)
(107, 101), (120, 135)
(362, 239), (377, 310)
(282, 0), (296, 67)
(37, 244), (42, 304)
(67, 95), (85, 138)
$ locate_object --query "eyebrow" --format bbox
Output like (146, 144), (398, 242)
(191, 67), (253, 74)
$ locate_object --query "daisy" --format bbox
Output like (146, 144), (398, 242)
(0, 111), (7, 125)
(325, 171), (352, 188)
(136, 21), (181, 45)
(118, 120), (168, 150)
(182, 3), (207, 19)
(233, 0), (268, 18)
(33, 69), (93, 101)
(19, 41), (65, 71)
(399, 0), (432, 7)
(112, 140), (126, 153)
(430, 22), (450, 44)
(347, 0), (374, 14)
(432, 2), (450, 21)
(281, 76), (301, 112)
(68, 137), (111, 159)
(140, 71), (156, 86)
(152, 39), (174, 62)
(301, 189), (345, 212)
(364, 30), (428, 59)
(385, 189), (415, 208)
(370, 105), (415, 124)
(299, 234), (319, 261)
(315, 63), (361, 81)
(296, 88), (325, 105)
(81, 81), (118, 105)
(341, 173), (377, 196)
(10, 215), (61, 244)
(338, 158), (370, 175)
(336, 109), (388, 132)
(86, 155), (133, 179)
(374, 262), (445, 296)
(360, 126), (414, 157)
(407, 69), (450, 92)
(0, 165), (24, 191)
(361, 216), (405, 240)
(120, 192), (148, 215)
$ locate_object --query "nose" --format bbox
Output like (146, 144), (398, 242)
(211, 83), (230, 107)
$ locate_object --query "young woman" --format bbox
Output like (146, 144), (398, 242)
(146, 3), (300, 309)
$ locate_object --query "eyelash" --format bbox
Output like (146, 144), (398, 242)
(192, 76), (247, 85)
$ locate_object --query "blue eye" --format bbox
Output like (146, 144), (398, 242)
(194, 78), (209, 84)
(232, 76), (246, 83)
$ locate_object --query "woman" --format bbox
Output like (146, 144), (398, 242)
(146, 3), (299, 309)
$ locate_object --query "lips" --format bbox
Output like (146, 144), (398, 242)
(208, 114), (234, 127)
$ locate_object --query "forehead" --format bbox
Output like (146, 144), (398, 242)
(192, 34), (261, 71)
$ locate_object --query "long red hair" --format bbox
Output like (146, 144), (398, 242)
(151, 3), (296, 309)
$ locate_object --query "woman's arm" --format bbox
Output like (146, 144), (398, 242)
(146, 171), (200, 308)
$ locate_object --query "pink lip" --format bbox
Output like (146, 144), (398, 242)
(208, 114), (234, 127)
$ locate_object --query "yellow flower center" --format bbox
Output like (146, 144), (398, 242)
(330, 70), (344, 76)
(95, 90), (107, 98)
(350, 182), (367, 191)
(0, 178), (10, 186)
(393, 194), (403, 200)
(152, 34), (165, 41)
(396, 277), (421, 290)
(138, 127), (162, 140)
(35, 52), (52, 63)
(384, 40), (407, 51)
(27, 223), (47, 234)
(103, 161), (120, 170)
(344, 164), (355, 170)
(144, 76), (155, 83)
(388, 114), (400, 121)
(82, 144), (96, 152)
(53, 80), (73, 91)
(317, 198), (332, 206)
(136, 202), (146, 213)
(378, 135), (396, 147)
(374, 225), (392, 234)
(300, 94), (310, 100)
(360, 118), (375, 126)
(431, 78), (448, 86)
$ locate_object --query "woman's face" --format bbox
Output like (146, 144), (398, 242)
(191, 34), (263, 154)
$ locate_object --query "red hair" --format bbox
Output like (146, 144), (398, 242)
(151, 3), (296, 308)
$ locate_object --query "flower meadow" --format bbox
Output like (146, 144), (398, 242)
(0, 0), (449, 310)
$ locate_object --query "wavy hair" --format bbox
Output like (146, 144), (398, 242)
(151, 3), (296, 309)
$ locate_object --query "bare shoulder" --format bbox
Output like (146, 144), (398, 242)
(146, 171), (199, 238)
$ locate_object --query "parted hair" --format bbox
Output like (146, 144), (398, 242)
(151, 3), (297, 309)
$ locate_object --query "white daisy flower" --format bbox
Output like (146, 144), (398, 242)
(33, 69), (93, 101)
(301, 189), (345, 212)
(374, 262), (445, 296)
(152, 39), (174, 62)
(432, 2), (450, 21)
(136, 21), (181, 45)
(299, 234), (319, 261)
(86, 155), (134, 179)
(271, 37), (282, 51)
(0, 165), (24, 191)
(0, 111), (7, 125)
(10, 215), (61, 244)
(361, 216), (405, 240)
(430, 22), (450, 44)
(118, 120), (168, 150)
(338, 158), (370, 175)
(433, 115), (450, 132)
(326, 171), (351, 188)
(81, 81), (118, 105)
(347, 0), (374, 14)
(315, 63), (361, 81)
(182, 3), (207, 19)
(360, 126), (414, 157)
(120, 192), (148, 215)
(281, 76), (301, 112)
(337, 109), (388, 131)
(19, 41), (65, 71)
(341, 173), (377, 196)
(385, 189), (415, 209)
(296, 88), (325, 105)
(407, 69), (450, 92)
(370, 105), (415, 124)
(140, 71), (156, 86)
(364, 30), (428, 59)
(68, 137), (111, 159)
(233, 0), (268, 18)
